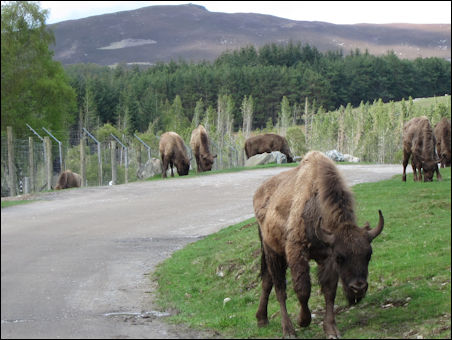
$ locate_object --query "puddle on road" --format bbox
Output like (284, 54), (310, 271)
(1, 319), (35, 324)
(104, 310), (170, 318)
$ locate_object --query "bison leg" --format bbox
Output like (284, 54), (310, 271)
(263, 244), (295, 338)
(195, 154), (201, 173)
(161, 154), (168, 178)
(287, 252), (312, 328)
(411, 160), (420, 181)
(256, 260), (273, 327)
(402, 151), (410, 182)
(169, 161), (175, 177)
(318, 261), (340, 339)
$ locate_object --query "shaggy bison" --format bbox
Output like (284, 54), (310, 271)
(244, 133), (293, 163)
(159, 132), (190, 178)
(190, 125), (217, 172)
(434, 117), (451, 168)
(402, 116), (441, 182)
(55, 170), (81, 190)
(253, 151), (384, 339)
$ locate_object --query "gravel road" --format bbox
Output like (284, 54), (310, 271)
(1, 164), (409, 339)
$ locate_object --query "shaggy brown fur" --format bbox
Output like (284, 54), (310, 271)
(190, 125), (217, 172)
(55, 170), (82, 190)
(159, 132), (190, 178)
(402, 116), (441, 182)
(244, 133), (293, 162)
(253, 151), (384, 338)
(434, 117), (451, 168)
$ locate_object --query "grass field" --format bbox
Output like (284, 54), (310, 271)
(152, 168), (451, 339)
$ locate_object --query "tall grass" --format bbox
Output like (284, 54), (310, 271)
(152, 168), (451, 339)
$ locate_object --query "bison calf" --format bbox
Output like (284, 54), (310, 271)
(402, 116), (441, 182)
(254, 151), (384, 339)
(434, 117), (451, 168)
(245, 133), (293, 163)
(190, 125), (217, 172)
(55, 170), (81, 190)
(159, 132), (190, 178)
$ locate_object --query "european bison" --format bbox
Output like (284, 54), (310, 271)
(244, 133), (293, 163)
(402, 116), (441, 182)
(254, 151), (384, 339)
(55, 170), (81, 190)
(159, 132), (190, 178)
(190, 125), (217, 172)
(434, 117), (451, 168)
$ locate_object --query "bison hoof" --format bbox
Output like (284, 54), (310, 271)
(282, 325), (296, 339)
(297, 313), (311, 327)
(257, 319), (269, 327)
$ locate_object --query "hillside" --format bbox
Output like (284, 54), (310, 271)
(49, 4), (451, 66)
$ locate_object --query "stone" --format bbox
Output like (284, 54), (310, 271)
(343, 154), (360, 163)
(325, 149), (345, 162)
(245, 151), (287, 167)
(136, 158), (162, 179)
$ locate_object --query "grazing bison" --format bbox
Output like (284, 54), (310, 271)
(159, 132), (190, 178)
(55, 170), (81, 190)
(190, 125), (217, 172)
(402, 116), (441, 182)
(434, 117), (451, 168)
(245, 133), (293, 163)
(254, 151), (384, 339)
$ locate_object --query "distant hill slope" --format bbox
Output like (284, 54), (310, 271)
(49, 4), (451, 66)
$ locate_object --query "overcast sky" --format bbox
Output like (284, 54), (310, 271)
(40, 1), (451, 25)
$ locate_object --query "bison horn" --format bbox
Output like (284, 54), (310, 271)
(367, 210), (384, 241)
(315, 217), (335, 245)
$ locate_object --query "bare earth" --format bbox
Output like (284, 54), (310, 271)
(1, 164), (409, 339)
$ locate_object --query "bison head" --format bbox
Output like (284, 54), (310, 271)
(176, 160), (190, 176)
(315, 210), (384, 305)
(201, 153), (217, 171)
(422, 159), (439, 182)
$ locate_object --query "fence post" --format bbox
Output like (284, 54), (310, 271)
(80, 135), (86, 187)
(111, 140), (117, 185)
(110, 134), (127, 184)
(26, 124), (45, 189)
(28, 137), (35, 192)
(134, 133), (151, 161)
(42, 127), (63, 174)
(44, 136), (52, 190)
(7, 126), (17, 196)
(83, 128), (103, 186)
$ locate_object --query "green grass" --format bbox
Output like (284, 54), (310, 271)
(1, 200), (35, 208)
(152, 168), (451, 339)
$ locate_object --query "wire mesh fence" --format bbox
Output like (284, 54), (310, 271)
(1, 126), (247, 197)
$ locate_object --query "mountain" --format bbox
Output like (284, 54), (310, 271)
(49, 4), (451, 66)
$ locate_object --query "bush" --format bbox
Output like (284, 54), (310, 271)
(286, 126), (307, 157)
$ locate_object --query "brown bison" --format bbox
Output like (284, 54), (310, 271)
(55, 170), (82, 190)
(253, 151), (384, 339)
(190, 125), (217, 172)
(434, 117), (451, 168)
(159, 132), (190, 178)
(244, 133), (293, 163)
(402, 116), (441, 182)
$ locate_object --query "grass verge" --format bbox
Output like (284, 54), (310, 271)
(152, 168), (451, 339)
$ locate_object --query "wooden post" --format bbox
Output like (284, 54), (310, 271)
(29, 137), (35, 192)
(7, 126), (16, 196)
(124, 148), (128, 184)
(80, 136), (86, 187)
(111, 140), (117, 185)
(44, 136), (52, 190)
(98, 143), (103, 186)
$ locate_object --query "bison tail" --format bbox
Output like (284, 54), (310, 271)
(257, 226), (268, 279)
